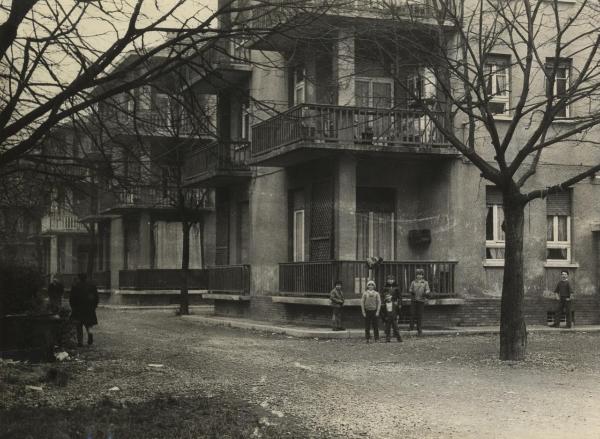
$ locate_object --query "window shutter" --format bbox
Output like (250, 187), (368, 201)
(486, 186), (503, 206)
(547, 191), (571, 216)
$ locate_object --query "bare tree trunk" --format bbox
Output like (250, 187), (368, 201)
(180, 221), (191, 315)
(86, 227), (97, 278)
(500, 192), (527, 361)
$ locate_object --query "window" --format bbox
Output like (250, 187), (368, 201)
(406, 67), (436, 104)
(241, 103), (250, 140)
(546, 191), (571, 261)
(545, 58), (571, 118)
(356, 188), (395, 261)
(155, 93), (171, 127)
(137, 85), (152, 111)
(293, 210), (305, 262)
(294, 66), (305, 105)
(355, 77), (393, 108)
(485, 187), (505, 260)
(485, 55), (510, 115)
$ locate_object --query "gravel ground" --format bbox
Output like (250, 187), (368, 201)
(3, 308), (600, 439)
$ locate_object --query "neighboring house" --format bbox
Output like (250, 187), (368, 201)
(178, 0), (600, 327)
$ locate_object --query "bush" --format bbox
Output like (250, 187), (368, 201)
(0, 264), (45, 316)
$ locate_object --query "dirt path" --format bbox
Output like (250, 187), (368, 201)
(5, 309), (600, 438)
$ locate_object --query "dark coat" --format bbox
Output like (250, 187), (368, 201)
(69, 280), (99, 326)
(47, 281), (64, 312)
(380, 283), (401, 321)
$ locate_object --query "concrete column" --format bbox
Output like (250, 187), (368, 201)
(336, 29), (355, 106)
(203, 210), (217, 267)
(64, 236), (74, 273)
(335, 155), (357, 260)
(138, 212), (153, 269)
(110, 217), (125, 293)
(49, 235), (58, 274)
(249, 169), (288, 295)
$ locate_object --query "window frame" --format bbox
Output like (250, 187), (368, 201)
(294, 66), (306, 106)
(545, 58), (571, 118)
(293, 209), (305, 262)
(485, 204), (505, 261)
(355, 76), (394, 108)
(484, 56), (511, 116)
(546, 214), (571, 262)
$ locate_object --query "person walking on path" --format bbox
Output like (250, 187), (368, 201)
(47, 274), (64, 314)
(69, 273), (99, 347)
(381, 275), (402, 342)
(552, 270), (574, 328)
(361, 280), (381, 343)
(329, 280), (345, 331)
(409, 269), (430, 336)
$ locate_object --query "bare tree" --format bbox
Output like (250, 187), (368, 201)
(361, 0), (600, 359)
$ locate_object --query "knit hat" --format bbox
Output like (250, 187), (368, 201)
(366, 280), (376, 287)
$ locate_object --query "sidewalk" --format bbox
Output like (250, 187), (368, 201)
(181, 309), (600, 339)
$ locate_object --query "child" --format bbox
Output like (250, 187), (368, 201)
(329, 280), (345, 331)
(361, 280), (381, 343)
(381, 275), (402, 342)
(551, 270), (574, 328)
(409, 268), (430, 336)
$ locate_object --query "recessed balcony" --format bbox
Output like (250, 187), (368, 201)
(249, 103), (455, 166)
(40, 210), (87, 235)
(183, 141), (252, 188)
(186, 39), (252, 94)
(100, 186), (212, 214)
(249, 0), (453, 51)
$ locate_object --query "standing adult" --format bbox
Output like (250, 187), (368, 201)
(551, 270), (574, 328)
(69, 273), (99, 347)
(47, 274), (64, 314)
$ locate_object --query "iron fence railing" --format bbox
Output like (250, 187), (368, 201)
(279, 260), (457, 296)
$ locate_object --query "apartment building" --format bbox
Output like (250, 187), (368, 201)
(180, 0), (600, 327)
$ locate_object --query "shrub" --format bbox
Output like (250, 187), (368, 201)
(0, 264), (45, 316)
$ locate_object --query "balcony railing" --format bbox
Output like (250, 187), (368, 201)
(251, 103), (449, 157)
(41, 211), (87, 234)
(119, 269), (209, 290)
(208, 265), (251, 294)
(183, 141), (250, 180)
(279, 260), (457, 296)
(47, 271), (111, 290)
(113, 186), (211, 210)
(251, 0), (448, 30)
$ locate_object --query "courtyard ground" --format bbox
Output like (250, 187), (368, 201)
(1, 308), (600, 439)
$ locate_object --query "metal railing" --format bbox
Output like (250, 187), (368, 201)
(250, 0), (448, 30)
(113, 186), (211, 209)
(279, 260), (457, 296)
(183, 141), (250, 180)
(119, 269), (209, 290)
(251, 103), (449, 157)
(47, 271), (111, 291)
(41, 211), (87, 233)
(208, 265), (251, 295)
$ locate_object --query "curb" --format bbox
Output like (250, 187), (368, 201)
(181, 314), (600, 339)
(99, 305), (212, 311)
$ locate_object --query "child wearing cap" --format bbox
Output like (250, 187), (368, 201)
(409, 268), (430, 336)
(381, 274), (402, 342)
(329, 280), (345, 331)
(361, 280), (381, 343)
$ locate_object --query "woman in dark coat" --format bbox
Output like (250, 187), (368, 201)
(69, 273), (99, 347)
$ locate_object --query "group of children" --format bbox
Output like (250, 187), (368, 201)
(329, 268), (430, 342)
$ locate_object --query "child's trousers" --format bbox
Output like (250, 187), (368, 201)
(364, 310), (379, 340)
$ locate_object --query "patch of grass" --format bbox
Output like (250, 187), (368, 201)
(0, 394), (306, 439)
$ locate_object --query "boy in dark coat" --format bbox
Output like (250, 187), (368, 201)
(409, 268), (430, 336)
(47, 274), (64, 314)
(552, 270), (574, 328)
(381, 275), (402, 342)
(69, 273), (99, 347)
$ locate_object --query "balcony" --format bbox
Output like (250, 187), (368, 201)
(101, 186), (212, 214)
(249, 0), (454, 51)
(279, 260), (457, 297)
(186, 39), (252, 93)
(41, 210), (87, 234)
(250, 103), (454, 166)
(183, 141), (252, 187)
